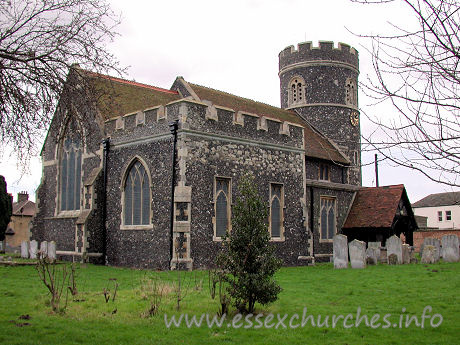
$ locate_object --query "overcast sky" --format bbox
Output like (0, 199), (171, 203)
(1, 0), (459, 203)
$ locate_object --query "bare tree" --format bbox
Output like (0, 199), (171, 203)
(352, 0), (459, 187)
(0, 0), (124, 165)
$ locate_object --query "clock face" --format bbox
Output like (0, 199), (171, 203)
(350, 111), (359, 126)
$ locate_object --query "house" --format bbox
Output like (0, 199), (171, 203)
(412, 192), (460, 252)
(342, 185), (417, 246)
(412, 192), (460, 229)
(32, 41), (395, 269)
(5, 192), (36, 251)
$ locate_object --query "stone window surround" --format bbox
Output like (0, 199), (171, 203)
(56, 134), (83, 216)
(345, 77), (358, 107)
(287, 76), (306, 107)
(319, 195), (337, 243)
(119, 156), (153, 231)
(213, 176), (232, 241)
(269, 182), (285, 242)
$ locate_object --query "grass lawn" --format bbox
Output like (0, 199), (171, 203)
(0, 260), (458, 345)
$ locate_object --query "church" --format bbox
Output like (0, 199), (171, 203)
(31, 41), (416, 269)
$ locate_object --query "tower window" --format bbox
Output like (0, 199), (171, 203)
(345, 78), (357, 106)
(288, 76), (306, 106)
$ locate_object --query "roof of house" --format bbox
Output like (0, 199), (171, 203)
(12, 200), (36, 217)
(84, 71), (180, 121)
(186, 81), (349, 164)
(412, 191), (460, 208)
(343, 185), (406, 229)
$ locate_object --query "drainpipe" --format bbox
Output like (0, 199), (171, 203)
(102, 138), (110, 265)
(168, 120), (179, 267)
(310, 186), (315, 263)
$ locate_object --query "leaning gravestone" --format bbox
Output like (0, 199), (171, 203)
(402, 244), (411, 264)
(421, 245), (437, 264)
(421, 238), (440, 261)
(48, 241), (56, 262)
(21, 241), (29, 259)
(333, 234), (349, 269)
(441, 235), (460, 262)
(366, 247), (379, 265)
(29, 240), (38, 259)
(386, 235), (403, 264)
(40, 241), (48, 258)
(349, 239), (366, 269)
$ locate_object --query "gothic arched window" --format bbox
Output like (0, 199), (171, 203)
(320, 197), (336, 241)
(123, 160), (151, 226)
(270, 183), (284, 239)
(345, 78), (358, 107)
(215, 177), (231, 238)
(60, 136), (82, 211)
(288, 76), (306, 107)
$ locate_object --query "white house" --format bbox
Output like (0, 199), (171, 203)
(412, 192), (460, 229)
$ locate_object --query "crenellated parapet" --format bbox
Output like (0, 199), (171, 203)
(279, 41), (359, 75)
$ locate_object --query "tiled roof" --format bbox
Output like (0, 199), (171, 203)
(412, 191), (460, 208)
(343, 185), (405, 229)
(187, 82), (349, 164)
(12, 200), (36, 217)
(82, 70), (180, 121)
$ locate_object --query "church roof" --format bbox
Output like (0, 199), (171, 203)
(82, 71), (180, 121)
(186, 81), (350, 164)
(412, 191), (460, 208)
(343, 185), (407, 229)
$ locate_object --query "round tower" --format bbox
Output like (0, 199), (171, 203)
(279, 41), (361, 185)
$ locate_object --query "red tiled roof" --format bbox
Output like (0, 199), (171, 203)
(343, 185), (405, 229)
(12, 200), (36, 217)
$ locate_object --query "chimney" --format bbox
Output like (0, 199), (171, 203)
(17, 191), (29, 203)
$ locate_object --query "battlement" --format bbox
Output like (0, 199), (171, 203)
(279, 41), (359, 72)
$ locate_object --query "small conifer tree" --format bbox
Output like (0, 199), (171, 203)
(219, 174), (282, 314)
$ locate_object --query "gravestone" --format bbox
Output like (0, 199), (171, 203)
(410, 246), (418, 263)
(29, 240), (38, 259)
(421, 245), (436, 264)
(421, 238), (440, 261)
(366, 247), (379, 265)
(40, 241), (48, 258)
(379, 248), (387, 264)
(21, 241), (29, 259)
(441, 235), (459, 262)
(333, 234), (349, 269)
(402, 244), (411, 264)
(368, 242), (381, 249)
(48, 241), (56, 262)
(388, 253), (398, 265)
(349, 239), (366, 269)
(386, 235), (403, 264)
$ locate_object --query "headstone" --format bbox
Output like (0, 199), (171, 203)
(366, 247), (379, 265)
(21, 241), (29, 259)
(349, 239), (366, 269)
(333, 234), (349, 269)
(421, 238), (440, 261)
(29, 240), (38, 259)
(0, 256), (3, 262)
(410, 246), (418, 263)
(48, 241), (56, 262)
(421, 245), (436, 264)
(388, 253), (398, 265)
(368, 242), (381, 249)
(379, 248), (387, 263)
(441, 235), (460, 262)
(40, 241), (48, 258)
(386, 235), (403, 264)
(402, 244), (411, 264)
